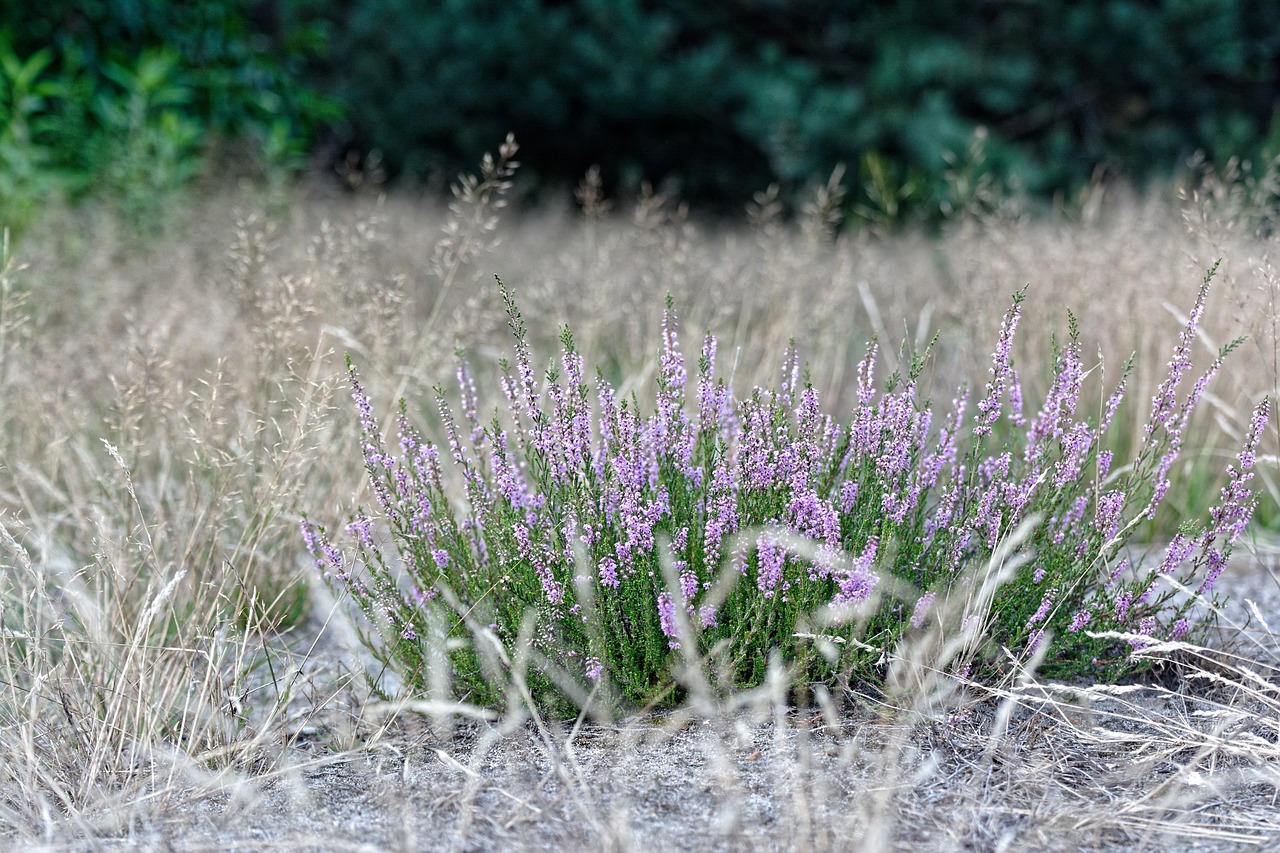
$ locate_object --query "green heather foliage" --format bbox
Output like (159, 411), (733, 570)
(305, 269), (1269, 713)
(328, 0), (1280, 209)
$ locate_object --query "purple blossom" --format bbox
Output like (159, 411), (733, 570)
(1146, 273), (1212, 440)
(680, 568), (699, 602)
(975, 295), (1023, 437)
(1008, 369), (1026, 426)
(1099, 376), (1127, 434)
(1026, 588), (1057, 629)
(456, 359), (484, 446)
(512, 522), (564, 605)
(1196, 548), (1229, 597)
(346, 515), (375, 549)
(779, 341), (800, 409)
(657, 592), (680, 649)
(839, 480), (860, 514)
(756, 533), (787, 597)
(300, 517), (321, 564)
(856, 343), (878, 407)
(654, 303), (695, 483)
(831, 538), (880, 609)
(1094, 489), (1126, 540)
(1158, 534), (1194, 575)
(1129, 617), (1159, 648)
(789, 488), (839, 543)
(702, 460), (739, 565)
(910, 591), (937, 629)
(1193, 398), (1269, 595)
(598, 555), (619, 588)
(1067, 609), (1092, 633)
(1113, 590), (1134, 621)
(1053, 422), (1093, 488)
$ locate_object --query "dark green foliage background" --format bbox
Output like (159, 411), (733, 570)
(324, 0), (1280, 207)
(2, 0), (332, 148)
(7, 0), (1280, 211)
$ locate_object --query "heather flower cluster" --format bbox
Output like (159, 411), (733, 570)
(304, 270), (1268, 708)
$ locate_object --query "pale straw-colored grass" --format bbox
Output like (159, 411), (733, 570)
(0, 150), (1278, 849)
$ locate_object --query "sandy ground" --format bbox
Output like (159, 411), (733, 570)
(14, 551), (1280, 853)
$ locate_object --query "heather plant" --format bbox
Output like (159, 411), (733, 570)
(305, 267), (1268, 712)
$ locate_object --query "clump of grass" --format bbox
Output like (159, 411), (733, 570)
(306, 265), (1269, 714)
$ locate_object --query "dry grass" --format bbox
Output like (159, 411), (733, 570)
(1, 159), (1279, 850)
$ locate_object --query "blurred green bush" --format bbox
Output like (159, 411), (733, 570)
(5, 0), (1280, 225)
(326, 0), (1280, 214)
(0, 1), (335, 232)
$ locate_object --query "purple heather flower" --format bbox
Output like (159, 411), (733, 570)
(492, 430), (536, 511)
(1008, 369), (1026, 426)
(680, 568), (699, 601)
(1129, 617), (1159, 648)
(738, 396), (783, 491)
(300, 517), (321, 560)
(856, 343), (878, 407)
(657, 591), (681, 649)
(789, 488), (839, 543)
(1159, 534), (1195, 575)
(1026, 587), (1057, 629)
(910, 591), (937, 629)
(702, 461), (739, 565)
(1094, 489), (1126, 540)
(512, 523), (564, 605)
(598, 555), (619, 588)
(346, 515), (375, 549)
(847, 406), (879, 464)
(1135, 577), (1161, 606)
(585, 656), (603, 681)
(756, 533), (787, 597)
(831, 537), (880, 609)
(1145, 274), (1213, 442)
(927, 478), (961, 539)
(1100, 377), (1127, 434)
(839, 480), (860, 514)
(1026, 339), (1084, 452)
(349, 370), (398, 514)
(876, 389), (922, 480)
(1067, 609), (1092, 633)
(456, 358), (484, 446)
(1053, 422), (1093, 488)
(974, 482), (1003, 549)
(975, 296), (1023, 436)
(1193, 398), (1270, 597)
(779, 342), (800, 409)
(1025, 628), (1046, 654)
(1196, 548), (1230, 597)
(1096, 449), (1114, 481)
(1113, 590), (1134, 621)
